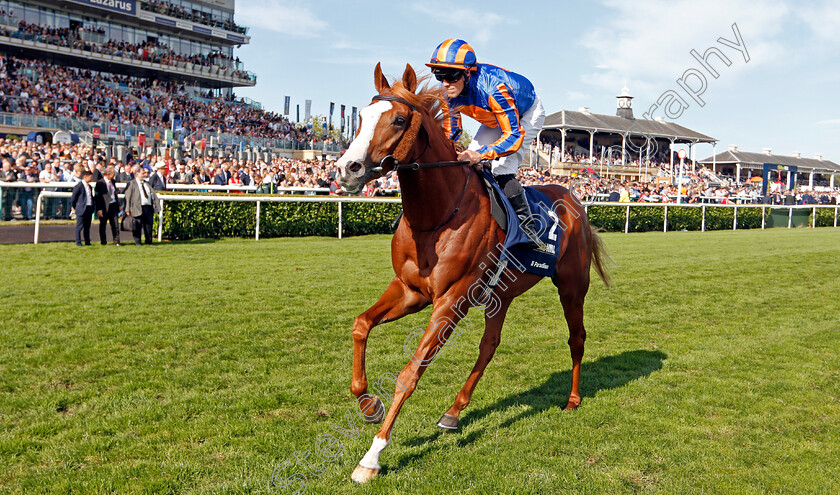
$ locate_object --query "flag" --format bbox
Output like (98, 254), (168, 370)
(329, 102), (334, 132)
(340, 105), (346, 136)
(351, 106), (358, 138)
(284, 96), (290, 115)
(296, 104), (300, 123)
(304, 99), (312, 123)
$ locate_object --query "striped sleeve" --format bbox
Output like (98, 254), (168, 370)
(476, 83), (524, 160)
(442, 98), (462, 143)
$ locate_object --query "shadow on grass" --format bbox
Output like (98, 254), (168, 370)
(390, 349), (666, 471)
(163, 238), (222, 244)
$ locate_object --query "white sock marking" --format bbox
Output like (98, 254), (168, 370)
(358, 436), (389, 470)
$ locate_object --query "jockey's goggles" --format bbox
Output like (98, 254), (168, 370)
(432, 68), (465, 83)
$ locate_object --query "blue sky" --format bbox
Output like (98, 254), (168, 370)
(234, 0), (840, 163)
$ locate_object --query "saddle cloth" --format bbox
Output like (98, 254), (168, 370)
(480, 169), (562, 277)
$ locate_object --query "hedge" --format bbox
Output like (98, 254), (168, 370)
(160, 192), (402, 240)
(157, 193), (840, 239)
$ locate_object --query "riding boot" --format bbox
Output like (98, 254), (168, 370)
(507, 191), (546, 251)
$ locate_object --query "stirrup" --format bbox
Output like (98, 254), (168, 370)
(519, 217), (549, 252)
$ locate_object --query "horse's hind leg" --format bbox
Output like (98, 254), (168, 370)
(352, 277), (428, 422)
(438, 297), (513, 430)
(558, 290), (586, 411)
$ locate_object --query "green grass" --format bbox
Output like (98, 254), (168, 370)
(1, 229), (839, 494)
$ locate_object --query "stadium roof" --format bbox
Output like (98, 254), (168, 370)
(698, 149), (840, 173)
(543, 109), (716, 143)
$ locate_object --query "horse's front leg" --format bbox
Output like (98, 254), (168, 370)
(438, 296), (513, 430)
(351, 292), (470, 483)
(352, 276), (428, 422)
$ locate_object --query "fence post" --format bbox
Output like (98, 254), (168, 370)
(812, 206), (817, 228)
(34, 192), (43, 244)
(733, 206), (738, 231)
(663, 205), (668, 233)
(338, 200), (343, 239)
(157, 198), (164, 242)
(701, 205), (706, 232)
(256, 200), (261, 241)
(788, 207), (792, 229)
(835, 207), (838, 228)
(761, 206), (766, 230)
(624, 204), (630, 234)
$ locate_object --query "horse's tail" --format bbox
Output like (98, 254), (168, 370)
(590, 227), (610, 287)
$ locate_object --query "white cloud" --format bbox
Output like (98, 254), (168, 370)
(236, 1), (327, 37)
(410, 3), (512, 45)
(566, 91), (588, 101)
(816, 119), (840, 125)
(578, 0), (791, 98)
(796, 2), (840, 45)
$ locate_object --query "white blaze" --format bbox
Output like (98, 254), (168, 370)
(336, 101), (392, 172)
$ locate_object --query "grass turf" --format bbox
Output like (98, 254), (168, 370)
(1, 228), (839, 494)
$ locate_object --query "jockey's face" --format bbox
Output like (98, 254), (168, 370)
(441, 75), (465, 98)
(434, 68), (466, 98)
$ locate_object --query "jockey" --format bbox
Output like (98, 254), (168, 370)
(427, 38), (546, 249)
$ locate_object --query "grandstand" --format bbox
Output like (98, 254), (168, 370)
(537, 86), (716, 181)
(0, 0), (338, 159)
(698, 146), (840, 193)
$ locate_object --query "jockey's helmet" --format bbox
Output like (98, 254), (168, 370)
(426, 39), (477, 71)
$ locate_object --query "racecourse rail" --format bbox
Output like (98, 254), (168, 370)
(17, 188), (840, 244)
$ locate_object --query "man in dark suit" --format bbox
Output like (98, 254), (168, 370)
(148, 163), (167, 191)
(213, 164), (230, 185)
(115, 163), (133, 183)
(1, 158), (17, 221)
(124, 166), (159, 245)
(70, 170), (95, 246)
(95, 165), (122, 246)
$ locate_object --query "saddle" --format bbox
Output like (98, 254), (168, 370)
(479, 169), (562, 277)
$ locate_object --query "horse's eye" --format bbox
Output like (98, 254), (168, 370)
(393, 116), (406, 126)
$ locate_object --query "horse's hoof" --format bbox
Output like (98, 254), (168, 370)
(437, 413), (459, 430)
(351, 464), (379, 483)
(564, 397), (581, 411)
(359, 396), (385, 424)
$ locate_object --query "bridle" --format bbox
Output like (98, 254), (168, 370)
(369, 94), (472, 232)
(370, 94), (468, 171)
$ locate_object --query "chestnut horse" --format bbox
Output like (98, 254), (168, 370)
(335, 63), (609, 483)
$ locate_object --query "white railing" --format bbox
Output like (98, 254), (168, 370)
(583, 202), (839, 233)
(25, 192), (840, 244)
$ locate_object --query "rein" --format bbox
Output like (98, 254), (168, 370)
(370, 94), (473, 232)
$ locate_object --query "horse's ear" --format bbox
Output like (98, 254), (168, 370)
(402, 64), (417, 93)
(374, 62), (390, 93)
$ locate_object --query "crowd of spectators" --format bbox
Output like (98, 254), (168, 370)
(0, 139), (369, 221)
(140, 0), (247, 35)
(2, 20), (250, 79)
(518, 166), (840, 205)
(0, 55), (315, 143)
(2, 137), (838, 222)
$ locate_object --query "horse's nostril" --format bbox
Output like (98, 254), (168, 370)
(348, 162), (363, 173)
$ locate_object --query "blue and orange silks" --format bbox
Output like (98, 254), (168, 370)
(443, 63), (536, 161)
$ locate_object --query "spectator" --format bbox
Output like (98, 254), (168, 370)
(70, 169), (95, 246)
(95, 165), (121, 246)
(124, 166), (158, 245)
(149, 163), (167, 191)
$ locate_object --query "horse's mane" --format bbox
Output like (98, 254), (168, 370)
(388, 75), (448, 128)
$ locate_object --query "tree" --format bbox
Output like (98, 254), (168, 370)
(309, 114), (341, 141)
(457, 129), (473, 152)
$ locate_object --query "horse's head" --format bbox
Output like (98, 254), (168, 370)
(336, 63), (429, 195)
